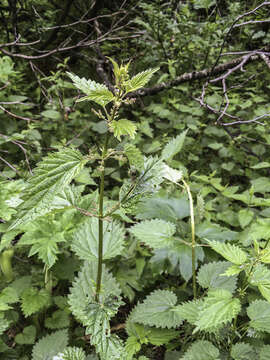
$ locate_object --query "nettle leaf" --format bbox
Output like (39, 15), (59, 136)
(67, 72), (114, 106)
(9, 148), (87, 230)
(172, 299), (204, 325)
(21, 288), (50, 317)
(197, 261), (238, 293)
(162, 164), (182, 184)
(124, 67), (159, 93)
(181, 340), (220, 360)
(124, 144), (144, 170)
(238, 209), (254, 229)
(161, 130), (188, 161)
(32, 329), (68, 360)
(194, 289), (241, 332)
(55, 347), (86, 360)
(247, 300), (270, 333)
(15, 325), (36, 345)
(68, 261), (122, 326)
(260, 345), (270, 359)
(230, 343), (255, 360)
(249, 264), (270, 302)
(71, 217), (125, 261)
(130, 290), (183, 329)
(45, 310), (70, 329)
(111, 119), (137, 141)
(130, 219), (176, 249)
(0, 316), (11, 335)
(207, 240), (247, 265)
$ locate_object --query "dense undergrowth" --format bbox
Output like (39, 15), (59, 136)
(1, 1), (270, 359)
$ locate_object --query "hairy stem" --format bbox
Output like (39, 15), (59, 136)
(182, 179), (196, 298)
(95, 132), (109, 302)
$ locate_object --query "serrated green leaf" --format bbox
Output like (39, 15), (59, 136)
(111, 119), (137, 141)
(124, 68), (159, 93)
(181, 340), (219, 360)
(249, 264), (270, 302)
(15, 325), (36, 345)
(0, 316), (11, 335)
(231, 343), (255, 360)
(130, 219), (176, 249)
(124, 144), (144, 170)
(71, 217), (125, 261)
(161, 131), (188, 161)
(247, 300), (270, 333)
(21, 288), (50, 317)
(67, 72), (114, 106)
(207, 240), (247, 265)
(173, 299), (203, 325)
(238, 209), (254, 228)
(68, 261), (122, 326)
(194, 289), (241, 332)
(45, 310), (70, 329)
(162, 164), (182, 183)
(125, 336), (141, 360)
(32, 329), (68, 360)
(130, 290), (182, 329)
(54, 347), (86, 360)
(9, 148), (87, 230)
(197, 261), (237, 292)
(260, 345), (270, 359)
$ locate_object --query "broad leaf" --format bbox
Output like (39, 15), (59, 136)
(124, 68), (159, 93)
(67, 72), (114, 106)
(207, 240), (247, 265)
(68, 261), (122, 326)
(15, 325), (36, 345)
(32, 329), (68, 360)
(55, 347), (86, 360)
(260, 345), (270, 360)
(181, 340), (219, 360)
(173, 299), (204, 325)
(162, 164), (182, 183)
(161, 130), (188, 161)
(231, 343), (255, 360)
(130, 290), (183, 328)
(9, 148), (87, 229)
(21, 288), (50, 317)
(71, 217), (125, 261)
(247, 300), (270, 333)
(249, 264), (270, 302)
(238, 209), (254, 229)
(130, 219), (176, 249)
(111, 119), (137, 140)
(197, 261), (238, 293)
(194, 289), (241, 332)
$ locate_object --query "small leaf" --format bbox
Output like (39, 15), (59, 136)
(238, 209), (254, 228)
(45, 310), (70, 329)
(247, 300), (270, 333)
(181, 340), (219, 360)
(15, 325), (36, 345)
(162, 164), (182, 183)
(207, 240), (247, 265)
(111, 119), (137, 141)
(130, 290), (182, 329)
(71, 217), (125, 261)
(161, 130), (188, 161)
(21, 288), (50, 317)
(67, 72), (114, 106)
(249, 264), (270, 302)
(124, 68), (159, 93)
(130, 219), (176, 249)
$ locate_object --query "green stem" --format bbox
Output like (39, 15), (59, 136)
(182, 179), (196, 299)
(95, 132), (109, 302)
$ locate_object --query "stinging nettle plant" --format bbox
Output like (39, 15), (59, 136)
(4, 59), (270, 359)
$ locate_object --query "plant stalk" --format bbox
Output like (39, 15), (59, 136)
(95, 133), (109, 302)
(182, 179), (197, 298)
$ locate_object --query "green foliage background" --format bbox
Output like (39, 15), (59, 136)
(1, 0), (270, 359)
